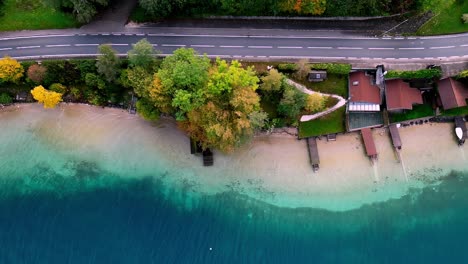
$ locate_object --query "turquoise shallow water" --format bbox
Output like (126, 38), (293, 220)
(1, 104), (468, 263)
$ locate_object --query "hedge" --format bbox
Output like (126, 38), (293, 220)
(310, 63), (351, 75)
(386, 69), (442, 79)
(277, 63), (298, 73)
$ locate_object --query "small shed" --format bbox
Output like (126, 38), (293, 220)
(15, 91), (28, 102)
(306, 137), (320, 172)
(308, 70), (327, 82)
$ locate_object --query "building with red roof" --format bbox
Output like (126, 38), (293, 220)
(437, 78), (468, 110)
(348, 71), (382, 112)
(385, 79), (423, 112)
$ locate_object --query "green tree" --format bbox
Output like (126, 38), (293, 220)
(128, 38), (158, 69)
(96, 44), (120, 82)
(154, 48), (210, 119)
(182, 59), (261, 152)
(457, 70), (468, 79)
(120, 67), (153, 97)
(0, 93), (12, 104)
(61, 0), (110, 23)
(136, 98), (160, 121)
(85, 73), (106, 90)
(260, 69), (283, 92)
(278, 83), (307, 119)
(139, 0), (188, 17)
(305, 93), (326, 112)
(49, 83), (68, 94)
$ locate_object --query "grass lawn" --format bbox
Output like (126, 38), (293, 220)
(389, 104), (434, 123)
(417, 1), (468, 35)
(0, 0), (78, 31)
(298, 106), (346, 138)
(291, 74), (348, 98)
(441, 106), (468, 116)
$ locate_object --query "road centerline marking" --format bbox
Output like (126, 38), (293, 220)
(368, 47), (394, 50)
(307, 46), (332, 49)
(430, 46), (455, 49)
(398, 47), (424, 50)
(190, 45), (215, 48)
(45, 44), (71, 48)
(219, 45), (244, 48)
(277, 46), (303, 49)
(16, 46), (40, 49)
(74, 44), (99, 46)
(337, 47), (363, 50)
(248, 46), (273, 49)
(161, 44), (186, 47)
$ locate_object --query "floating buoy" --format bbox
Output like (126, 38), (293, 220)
(209, 247), (212, 251)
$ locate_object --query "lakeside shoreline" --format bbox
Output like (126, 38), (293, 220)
(1, 103), (467, 211)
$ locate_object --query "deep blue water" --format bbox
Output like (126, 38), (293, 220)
(1, 170), (468, 263)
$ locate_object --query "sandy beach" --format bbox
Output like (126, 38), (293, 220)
(1, 103), (467, 211)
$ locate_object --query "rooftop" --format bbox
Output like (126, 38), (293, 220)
(361, 128), (377, 157)
(438, 78), (468, 110)
(349, 71), (381, 104)
(386, 79), (423, 111)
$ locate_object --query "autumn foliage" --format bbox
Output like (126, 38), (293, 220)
(27, 64), (47, 84)
(0, 56), (24, 83)
(281, 0), (327, 15)
(30, 85), (63, 109)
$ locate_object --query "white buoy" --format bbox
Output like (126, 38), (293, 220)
(209, 248), (212, 251)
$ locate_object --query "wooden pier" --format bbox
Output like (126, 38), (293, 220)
(202, 148), (214, 166)
(389, 124), (402, 162)
(361, 128), (378, 163)
(306, 137), (320, 172)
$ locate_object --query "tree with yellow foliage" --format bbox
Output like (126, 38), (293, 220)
(30, 85), (63, 109)
(0, 56), (24, 83)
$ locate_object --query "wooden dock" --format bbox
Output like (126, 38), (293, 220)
(389, 124), (402, 162)
(306, 137), (320, 172)
(361, 128), (378, 163)
(389, 124), (402, 150)
(203, 148), (214, 166)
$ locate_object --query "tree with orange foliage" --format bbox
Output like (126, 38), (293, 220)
(27, 64), (47, 84)
(280, 0), (326, 15)
(0, 56), (24, 84)
(30, 85), (63, 109)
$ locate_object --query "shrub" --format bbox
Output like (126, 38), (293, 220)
(310, 63), (351, 75)
(49, 83), (67, 94)
(462, 14), (468, 24)
(305, 93), (326, 113)
(386, 69), (442, 79)
(136, 98), (160, 121)
(277, 63), (298, 73)
(27, 64), (47, 84)
(0, 93), (12, 104)
(457, 70), (468, 79)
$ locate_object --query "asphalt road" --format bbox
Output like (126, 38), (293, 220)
(1, 28), (467, 62)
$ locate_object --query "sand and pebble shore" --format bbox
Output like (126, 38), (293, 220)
(1, 103), (467, 211)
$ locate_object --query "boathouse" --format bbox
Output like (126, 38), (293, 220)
(437, 78), (468, 110)
(389, 124), (402, 150)
(306, 137), (320, 172)
(385, 79), (423, 113)
(361, 128), (378, 162)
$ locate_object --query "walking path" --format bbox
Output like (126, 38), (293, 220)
(285, 79), (346, 122)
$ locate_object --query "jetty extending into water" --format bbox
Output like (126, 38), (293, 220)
(306, 137), (320, 172)
(389, 124), (402, 162)
(361, 128), (378, 163)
